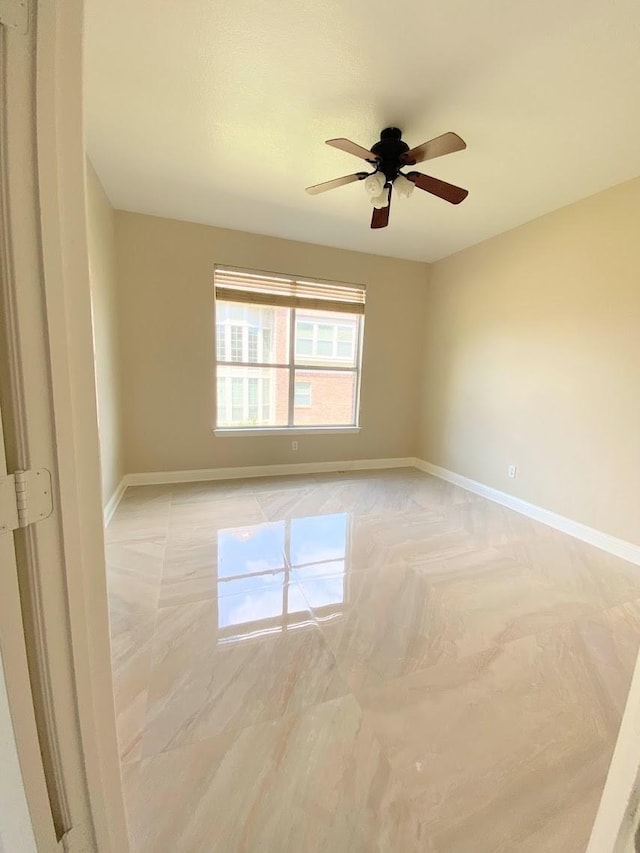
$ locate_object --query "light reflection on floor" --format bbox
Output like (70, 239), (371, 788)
(216, 512), (349, 640)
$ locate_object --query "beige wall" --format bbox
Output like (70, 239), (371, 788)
(115, 211), (428, 473)
(421, 177), (640, 544)
(85, 161), (124, 504)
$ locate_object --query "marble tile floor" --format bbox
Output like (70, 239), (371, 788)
(105, 468), (640, 852)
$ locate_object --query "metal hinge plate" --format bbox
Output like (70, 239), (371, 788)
(0, 469), (53, 534)
(0, 0), (29, 33)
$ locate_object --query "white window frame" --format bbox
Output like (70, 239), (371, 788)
(213, 268), (365, 436)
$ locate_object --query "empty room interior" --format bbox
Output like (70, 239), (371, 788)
(83, 0), (640, 850)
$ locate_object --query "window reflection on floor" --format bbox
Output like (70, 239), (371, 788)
(216, 513), (349, 643)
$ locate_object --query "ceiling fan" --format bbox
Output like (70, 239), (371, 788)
(305, 127), (468, 229)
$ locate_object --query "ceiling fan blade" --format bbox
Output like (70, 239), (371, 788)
(371, 187), (392, 229)
(407, 172), (468, 205)
(402, 132), (466, 166)
(326, 138), (379, 162)
(305, 172), (368, 195)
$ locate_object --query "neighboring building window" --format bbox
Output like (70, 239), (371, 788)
(216, 322), (267, 363)
(294, 321), (355, 361)
(214, 267), (365, 431)
(217, 374), (272, 427)
(294, 381), (312, 408)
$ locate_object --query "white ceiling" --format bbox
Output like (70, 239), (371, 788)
(84, 0), (640, 262)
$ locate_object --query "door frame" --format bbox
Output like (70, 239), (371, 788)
(1, 0), (129, 849)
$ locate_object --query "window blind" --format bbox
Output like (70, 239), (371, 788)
(214, 266), (366, 315)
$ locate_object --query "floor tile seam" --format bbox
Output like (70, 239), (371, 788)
(155, 570), (310, 609)
(104, 529), (170, 546)
(342, 605), (628, 710)
(113, 663), (154, 726)
(134, 581), (353, 756)
(165, 493), (266, 521)
(155, 584), (306, 611)
(131, 563), (638, 669)
(111, 495), (171, 510)
(357, 720), (616, 841)
(290, 572), (353, 623)
(110, 630), (158, 669)
(600, 592), (640, 611)
(292, 558), (409, 581)
(417, 744), (610, 851)
(346, 504), (446, 522)
(105, 563), (166, 586)
(106, 525), (168, 618)
(136, 689), (361, 766)
(134, 525), (173, 750)
(406, 552), (608, 584)
(117, 495), (172, 509)
(105, 529), (171, 547)
(110, 505), (173, 525)
(340, 684), (421, 810)
(122, 643), (160, 746)
(508, 559), (640, 608)
(138, 594), (333, 748)
(572, 634), (636, 737)
(256, 497), (334, 523)
(113, 675), (154, 764)
(253, 492), (270, 524)
(406, 557), (509, 578)
(107, 532), (168, 571)
(164, 518), (268, 538)
(170, 486), (260, 503)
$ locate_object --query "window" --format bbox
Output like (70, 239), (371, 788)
(294, 381), (312, 407)
(214, 267), (365, 431)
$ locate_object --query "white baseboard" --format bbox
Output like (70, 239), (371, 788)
(109, 456), (640, 568)
(413, 458), (640, 567)
(123, 457), (415, 488)
(103, 478), (127, 526)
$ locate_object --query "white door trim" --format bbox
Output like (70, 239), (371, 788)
(35, 0), (129, 848)
(1, 0), (129, 849)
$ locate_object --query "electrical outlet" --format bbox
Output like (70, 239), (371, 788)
(291, 440), (299, 451)
(508, 465), (517, 479)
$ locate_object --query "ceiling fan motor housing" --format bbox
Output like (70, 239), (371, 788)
(370, 127), (411, 183)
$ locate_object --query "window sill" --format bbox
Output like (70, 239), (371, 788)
(213, 426), (362, 438)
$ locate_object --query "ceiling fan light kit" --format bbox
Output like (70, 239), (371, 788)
(370, 187), (390, 209)
(305, 127), (468, 229)
(364, 171), (386, 196)
(393, 173), (415, 199)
